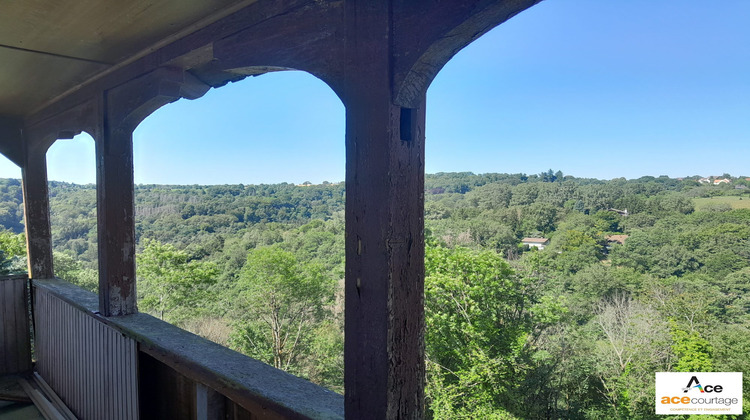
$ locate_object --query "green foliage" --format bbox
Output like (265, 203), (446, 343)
(567, 265), (645, 319)
(0, 172), (748, 416)
(228, 246), (339, 388)
(425, 245), (536, 418)
(549, 229), (604, 275)
(54, 251), (98, 293)
(593, 210), (621, 233)
(136, 238), (218, 323)
(589, 294), (671, 418)
(670, 321), (713, 372)
(715, 268), (750, 322)
(521, 202), (558, 234)
(302, 320), (344, 393)
(0, 230), (27, 275)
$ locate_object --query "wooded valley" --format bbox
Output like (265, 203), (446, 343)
(0, 171), (748, 419)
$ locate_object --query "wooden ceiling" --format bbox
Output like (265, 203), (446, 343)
(0, 0), (542, 167)
(0, 0), (252, 117)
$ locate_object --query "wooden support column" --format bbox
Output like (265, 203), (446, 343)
(95, 68), (209, 316)
(22, 146), (54, 279)
(344, 3), (426, 418)
(96, 107), (138, 316)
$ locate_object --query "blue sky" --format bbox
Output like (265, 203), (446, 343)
(3, 0), (749, 184)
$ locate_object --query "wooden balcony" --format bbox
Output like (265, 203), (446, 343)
(0, 1), (542, 417)
(1, 276), (344, 419)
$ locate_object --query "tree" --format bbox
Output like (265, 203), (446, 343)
(0, 230), (27, 275)
(670, 321), (713, 372)
(136, 239), (217, 323)
(715, 268), (750, 322)
(568, 265), (645, 318)
(424, 245), (538, 418)
(54, 251), (98, 293)
(229, 246), (335, 375)
(521, 202), (558, 234)
(591, 294), (671, 418)
(549, 229), (604, 274)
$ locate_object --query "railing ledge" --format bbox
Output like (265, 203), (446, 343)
(32, 278), (345, 420)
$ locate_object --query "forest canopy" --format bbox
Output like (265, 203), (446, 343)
(0, 171), (748, 418)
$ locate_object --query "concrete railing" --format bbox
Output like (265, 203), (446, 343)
(32, 279), (344, 420)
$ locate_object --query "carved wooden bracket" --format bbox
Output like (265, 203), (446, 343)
(391, 0), (543, 107)
(106, 66), (210, 134)
(96, 66), (210, 317)
(0, 116), (24, 167)
(24, 98), (101, 155)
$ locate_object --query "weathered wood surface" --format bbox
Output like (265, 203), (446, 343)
(25, 0), (321, 127)
(96, 68), (209, 317)
(0, 276), (31, 376)
(139, 352), (196, 420)
(18, 375), (77, 420)
(22, 148), (54, 280)
(8, 2), (548, 418)
(0, 117), (24, 166)
(195, 383), (225, 420)
(95, 95), (139, 316)
(23, 0), (542, 138)
(341, 1), (428, 418)
(32, 372), (78, 420)
(391, 0), (543, 107)
(34, 279), (344, 419)
(34, 285), (139, 419)
(0, 374), (32, 402)
(24, 98), (102, 153)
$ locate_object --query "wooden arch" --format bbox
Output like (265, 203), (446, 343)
(8, 1), (544, 418)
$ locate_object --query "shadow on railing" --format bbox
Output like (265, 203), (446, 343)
(31, 279), (344, 420)
(0, 275), (32, 377)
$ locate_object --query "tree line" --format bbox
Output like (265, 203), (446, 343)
(0, 171), (748, 418)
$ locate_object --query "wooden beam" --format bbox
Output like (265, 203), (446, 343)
(343, 2), (426, 418)
(391, 0), (542, 107)
(22, 146), (54, 279)
(24, 98), (103, 153)
(25, 0), (317, 126)
(0, 116), (24, 167)
(209, 0), (344, 94)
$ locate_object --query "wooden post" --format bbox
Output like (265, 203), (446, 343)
(22, 146), (54, 279)
(95, 68), (209, 316)
(343, 3), (426, 418)
(96, 101), (138, 316)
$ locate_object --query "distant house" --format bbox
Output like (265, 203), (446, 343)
(521, 237), (549, 250)
(698, 178), (712, 184)
(605, 234), (629, 252)
(714, 178), (731, 185)
(606, 208), (629, 217)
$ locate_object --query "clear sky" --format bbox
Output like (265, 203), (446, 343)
(2, 0), (749, 184)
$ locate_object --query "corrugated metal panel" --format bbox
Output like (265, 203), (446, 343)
(34, 287), (139, 420)
(0, 276), (31, 375)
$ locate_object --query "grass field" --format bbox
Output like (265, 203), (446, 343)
(693, 196), (750, 210)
